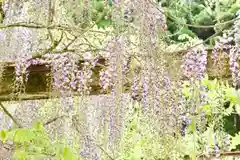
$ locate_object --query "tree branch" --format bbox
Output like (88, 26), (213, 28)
(43, 115), (65, 126)
(168, 30), (222, 55)
(32, 30), (64, 58)
(0, 102), (22, 128)
(95, 143), (115, 160)
(198, 151), (240, 158)
(0, 23), (109, 35)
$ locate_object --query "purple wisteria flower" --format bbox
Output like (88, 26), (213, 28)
(229, 47), (240, 87)
(141, 71), (150, 112)
(99, 36), (127, 92)
(180, 116), (191, 136)
(224, 134), (230, 151)
(212, 35), (233, 65)
(234, 10), (240, 51)
(228, 10), (240, 87)
(214, 135), (220, 158)
(44, 52), (93, 96)
(99, 69), (114, 90)
(14, 53), (32, 92)
(181, 45), (207, 80)
(131, 76), (140, 101)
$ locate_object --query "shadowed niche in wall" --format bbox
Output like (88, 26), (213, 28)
(0, 58), (113, 101)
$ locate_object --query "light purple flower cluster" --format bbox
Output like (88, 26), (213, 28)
(234, 10), (240, 51)
(141, 1), (166, 44)
(210, 11), (240, 88)
(141, 74), (150, 111)
(139, 60), (177, 117)
(99, 36), (127, 91)
(181, 45), (208, 80)
(229, 46), (240, 87)
(122, 55), (130, 74)
(162, 75), (172, 106)
(79, 135), (95, 159)
(45, 52), (76, 94)
(14, 53), (32, 93)
(140, 57), (160, 112)
(131, 76), (140, 101)
(99, 38), (116, 91)
(151, 70), (165, 111)
(12, 50), (93, 96)
(224, 134), (230, 151)
(198, 84), (208, 104)
(214, 135), (220, 158)
(44, 52), (93, 96)
(229, 11), (240, 87)
(99, 68), (115, 90)
(99, 36), (132, 149)
(177, 79), (209, 135)
(138, 2), (167, 111)
(212, 34), (233, 65)
(180, 116), (191, 136)
(13, 49), (53, 94)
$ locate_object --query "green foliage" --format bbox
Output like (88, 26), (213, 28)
(162, 0), (240, 43)
(115, 76), (240, 159)
(181, 75), (240, 156)
(118, 103), (188, 159)
(230, 132), (240, 150)
(0, 121), (81, 160)
(89, 0), (113, 29)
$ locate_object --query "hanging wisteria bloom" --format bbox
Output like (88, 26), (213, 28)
(229, 46), (240, 87)
(14, 53), (32, 93)
(228, 10), (240, 87)
(99, 36), (128, 91)
(44, 52), (93, 96)
(214, 135), (220, 158)
(131, 76), (141, 101)
(212, 33), (234, 65)
(234, 10), (240, 51)
(181, 44), (208, 80)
